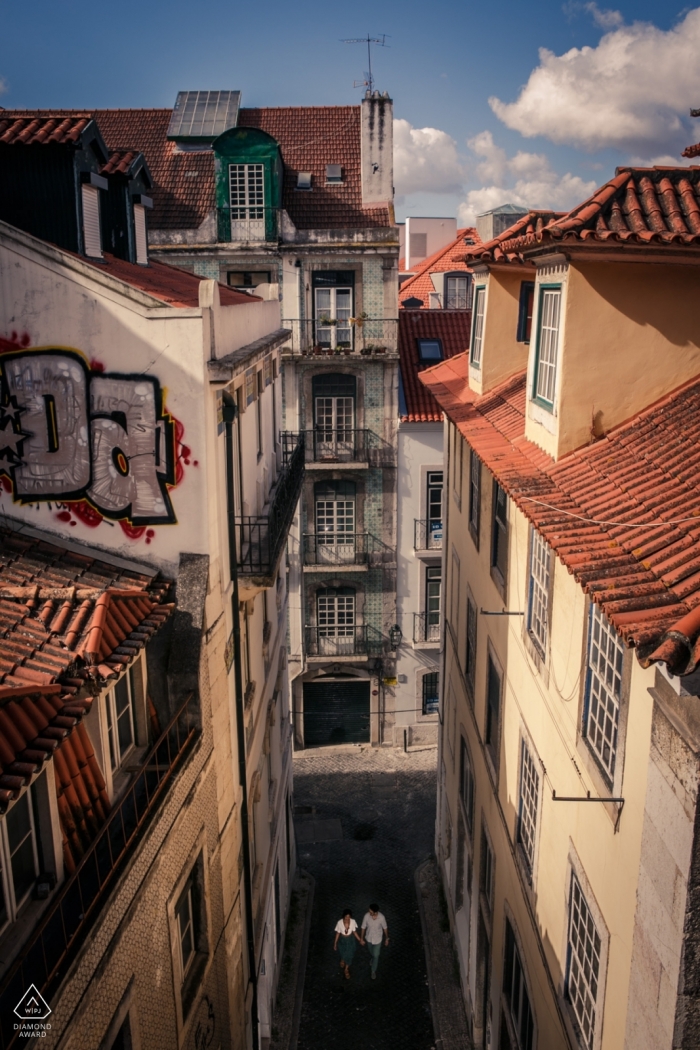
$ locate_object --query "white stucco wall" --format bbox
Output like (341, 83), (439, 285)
(396, 420), (443, 737)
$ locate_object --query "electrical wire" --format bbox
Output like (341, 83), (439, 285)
(520, 496), (700, 529)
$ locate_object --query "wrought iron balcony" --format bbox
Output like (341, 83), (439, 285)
(281, 318), (398, 355)
(414, 518), (443, 551)
(414, 612), (441, 645)
(216, 206), (280, 244)
(234, 436), (304, 584)
(303, 533), (376, 566)
(304, 624), (384, 658)
(283, 429), (374, 466)
(0, 694), (198, 1046)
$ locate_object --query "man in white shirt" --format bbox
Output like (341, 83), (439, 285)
(360, 902), (389, 979)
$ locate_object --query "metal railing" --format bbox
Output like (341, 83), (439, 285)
(235, 436), (304, 576)
(281, 318), (398, 355)
(304, 624), (384, 658)
(217, 206), (280, 244)
(414, 612), (440, 644)
(283, 429), (372, 465)
(414, 519), (443, 551)
(0, 694), (198, 1045)
(303, 533), (375, 566)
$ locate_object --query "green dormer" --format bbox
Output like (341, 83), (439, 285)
(213, 127), (283, 243)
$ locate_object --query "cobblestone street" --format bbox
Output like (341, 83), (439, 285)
(292, 745), (438, 1050)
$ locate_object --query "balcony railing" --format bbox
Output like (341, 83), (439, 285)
(303, 533), (376, 566)
(283, 429), (373, 466)
(235, 436), (305, 578)
(304, 624), (384, 658)
(414, 518), (443, 551)
(281, 318), (398, 355)
(0, 694), (198, 1046)
(217, 206), (280, 244)
(414, 612), (440, 644)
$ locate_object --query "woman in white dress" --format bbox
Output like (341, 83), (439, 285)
(333, 908), (362, 979)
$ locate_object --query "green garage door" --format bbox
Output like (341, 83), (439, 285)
(303, 679), (370, 746)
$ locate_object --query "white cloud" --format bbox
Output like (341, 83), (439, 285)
(458, 131), (597, 225)
(393, 118), (465, 196)
(580, 2), (624, 29)
(490, 7), (700, 153)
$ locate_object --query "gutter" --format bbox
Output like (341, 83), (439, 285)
(223, 398), (259, 1050)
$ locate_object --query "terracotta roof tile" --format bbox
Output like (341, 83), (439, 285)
(398, 228), (480, 306)
(466, 211), (565, 266)
(399, 311), (471, 422)
(0, 114), (93, 147)
(419, 357), (700, 673)
(500, 169), (700, 255)
(77, 252), (256, 308)
(100, 149), (142, 176)
(1, 107), (393, 233)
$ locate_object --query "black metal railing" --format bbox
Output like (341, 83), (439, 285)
(303, 533), (375, 566)
(283, 429), (372, 465)
(0, 694), (198, 1045)
(414, 612), (440, 644)
(304, 624), (384, 658)
(235, 436), (305, 576)
(281, 318), (398, 355)
(414, 518), (443, 551)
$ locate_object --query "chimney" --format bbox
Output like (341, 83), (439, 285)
(361, 91), (393, 206)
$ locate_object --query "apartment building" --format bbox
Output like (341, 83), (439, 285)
(0, 113), (301, 1048)
(420, 172), (700, 1050)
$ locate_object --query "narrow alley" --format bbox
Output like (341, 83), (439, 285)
(292, 747), (438, 1050)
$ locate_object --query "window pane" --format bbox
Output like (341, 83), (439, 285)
(417, 339), (442, 361)
(584, 605), (623, 779)
(422, 672), (439, 715)
(567, 875), (601, 1050)
(465, 598), (477, 697)
(492, 484), (508, 580)
(114, 676), (135, 760)
(7, 793), (36, 904)
(469, 451), (481, 540)
(528, 530), (550, 655)
(486, 657), (501, 752)
(176, 884), (195, 976)
(471, 288), (485, 366)
(535, 289), (561, 403)
(518, 739), (540, 873)
(446, 276), (469, 310)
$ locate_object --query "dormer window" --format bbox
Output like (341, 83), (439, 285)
(533, 287), (561, 407)
(133, 204), (148, 265)
(297, 172), (312, 190)
(80, 174), (108, 259)
(446, 275), (471, 310)
(326, 165), (343, 184)
(470, 287), (486, 368)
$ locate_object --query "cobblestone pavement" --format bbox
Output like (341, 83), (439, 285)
(292, 745), (438, 1050)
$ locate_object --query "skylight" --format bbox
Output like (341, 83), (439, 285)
(167, 91), (241, 140)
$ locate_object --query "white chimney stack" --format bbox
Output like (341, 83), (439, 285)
(361, 91), (393, 207)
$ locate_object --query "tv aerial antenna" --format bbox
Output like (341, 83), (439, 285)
(342, 34), (390, 94)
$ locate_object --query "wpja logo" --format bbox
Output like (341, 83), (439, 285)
(13, 985), (51, 1039)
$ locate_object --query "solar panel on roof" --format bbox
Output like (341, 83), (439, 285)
(167, 91), (241, 140)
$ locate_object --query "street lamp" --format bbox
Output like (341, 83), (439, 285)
(389, 623), (402, 650)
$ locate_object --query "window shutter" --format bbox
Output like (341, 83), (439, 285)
(134, 204), (148, 265)
(81, 185), (102, 259)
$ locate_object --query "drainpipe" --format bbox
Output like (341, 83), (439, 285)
(223, 397), (259, 1050)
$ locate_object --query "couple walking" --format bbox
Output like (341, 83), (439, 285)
(333, 904), (389, 980)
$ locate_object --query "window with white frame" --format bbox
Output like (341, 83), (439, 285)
(583, 604), (624, 781)
(517, 738), (539, 876)
(470, 287), (486, 366)
(317, 587), (356, 654)
(446, 275), (471, 309)
(491, 482), (508, 586)
(176, 878), (196, 979)
(106, 668), (138, 772)
(567, 874), (601, 1050)
(504, 917), (535, 1050)
(426, 565), (441, 642)
(533, 287), (561, 405)
(315, 286), (353, 348)
(229, 163), (264, 219)
(527, 529), (551, 656)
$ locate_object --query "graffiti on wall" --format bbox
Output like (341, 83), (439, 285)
(0, 346), (188, 535)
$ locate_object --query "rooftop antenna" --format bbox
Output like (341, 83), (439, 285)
(342, 34), (390, 94)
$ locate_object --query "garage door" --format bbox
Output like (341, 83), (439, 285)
(303, 679), (370, 747)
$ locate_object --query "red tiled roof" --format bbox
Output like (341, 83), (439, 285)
(101, 149), (142, 176)
(465, 211), (565, 266)
(399, 311), (471, 422)
(238, 106), (391, 230)
(500, 170), (700, 255)
(0, 114), (93, 147)
(683, 142), (700, 159)
(398, 228), (480, 306)
(4, 107), (393, 232)
(0, 527), (173, 692)
(420, 355), (700, 674)
(80, 252), (256, 308)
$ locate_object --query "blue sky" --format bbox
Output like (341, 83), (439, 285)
(2, 0), (698, 222)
